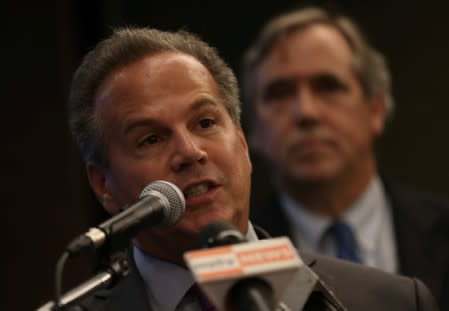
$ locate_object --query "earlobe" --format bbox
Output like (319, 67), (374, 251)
(86, 162), (107, 202)
(86, 162), (120, 215)
(237, 127), (249, 151)
(102, 193), (114, 207)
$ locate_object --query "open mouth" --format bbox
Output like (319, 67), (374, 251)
(184, 182), (215, 199)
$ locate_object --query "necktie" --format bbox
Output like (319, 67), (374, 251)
(189, 284), (217, 311)
(326, 221), (362, 263)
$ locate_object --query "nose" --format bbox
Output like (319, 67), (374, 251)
(291, 86), (321, 127)
(170, 130), (208, 171)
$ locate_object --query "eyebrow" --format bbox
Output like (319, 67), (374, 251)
(264, 77), (297, 90)
(123, 98), (220, 135)
(190, 97), (219, 112)
(262, 74), (297, 88)
(262, 71), (346, 92)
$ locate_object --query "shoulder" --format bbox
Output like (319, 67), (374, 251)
(302, 251), (439, 310)
(384, 179), (449, 214)
(384, 180), (449, 235)
(250, 193), (291, 237)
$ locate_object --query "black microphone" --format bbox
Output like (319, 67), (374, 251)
(66, 180), (185, 256)
(198, 221), (277, 311)
(199, 220), (246, 247)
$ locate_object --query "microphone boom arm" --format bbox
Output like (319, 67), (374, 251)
(37, 254), (130, 311)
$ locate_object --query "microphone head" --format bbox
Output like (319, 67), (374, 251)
(199, 221), (245, 248)
(140, 180), (185, 226)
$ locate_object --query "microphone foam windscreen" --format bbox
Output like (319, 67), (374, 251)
(199, 221), (245, 248)
(140, 180), (185, 226)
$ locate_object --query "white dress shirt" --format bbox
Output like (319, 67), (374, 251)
(280, 175), (398, 273)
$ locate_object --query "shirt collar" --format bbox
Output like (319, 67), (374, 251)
(280, 175), (386, 256)
(133, 221), (258, 311)
(133, 246), (194, 311)
(280, 193), (330, 250)
(344, 176), (385, 256)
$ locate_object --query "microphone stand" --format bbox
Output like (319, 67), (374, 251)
(37, 253), (130, 311)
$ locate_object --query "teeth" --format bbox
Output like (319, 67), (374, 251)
(185, 183), (209, 198)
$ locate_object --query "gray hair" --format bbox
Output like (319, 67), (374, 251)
(242, 7), (394, 120)
(68, 27), (240, 166)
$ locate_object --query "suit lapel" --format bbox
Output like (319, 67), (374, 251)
(280, 251), (317, 310)
(250, 195), (293, 239)
(94, 248), (154, 311)
(385, 181), (449, 303)
(300, 251), (337, 294)
(281, 251), (347, 311)
(104, 268), (152, 311)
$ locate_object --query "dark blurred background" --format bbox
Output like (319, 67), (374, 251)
(3, 1), (449, 310)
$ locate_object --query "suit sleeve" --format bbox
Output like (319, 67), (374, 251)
(414, 278), (439, 311)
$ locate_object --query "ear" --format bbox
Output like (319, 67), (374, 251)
(86, 162), (121, 215)
(369, 93), (386, 137)
(236, 126), (249, 150)
(236, 127), (253, 172)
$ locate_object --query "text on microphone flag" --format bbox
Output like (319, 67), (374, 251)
(185, 237), (301, 281)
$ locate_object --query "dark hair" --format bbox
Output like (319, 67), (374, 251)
(68, 27), (240, 166)
(242, 7), (394, 119)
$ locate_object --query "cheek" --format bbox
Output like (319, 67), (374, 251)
(253, 115), (288, 155)
(108, 156), (162, 203)
(217, 132), (251, 185)
(331, 107), (375, 149)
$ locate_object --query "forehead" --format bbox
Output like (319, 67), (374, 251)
(95, 52), (223, 120)
(256, 24), (354, 80)
(96, 52), (217, 105)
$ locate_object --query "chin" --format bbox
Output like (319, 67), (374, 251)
(288, 161), (336, 179)
(284, 172), (329, 187)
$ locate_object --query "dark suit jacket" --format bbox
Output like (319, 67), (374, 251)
(249, 181), (449, 310)
(73, 249), (438, 310)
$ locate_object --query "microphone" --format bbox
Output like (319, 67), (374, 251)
(199, 222), (275, 311)
(185, 221), (346, 311)
(199, 220), (246, 247)
(185, 221), (298, 311)
(67, 180), (185, 256)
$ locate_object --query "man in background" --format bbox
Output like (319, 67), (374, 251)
(64, 26), (437, 310)
(242, 7), (449, 309)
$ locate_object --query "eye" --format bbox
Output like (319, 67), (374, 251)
(263, 79), (296, 102)
(198, 118), (216, 129)
(141, 134), (160, 145)
(312, 74), (348, 93)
